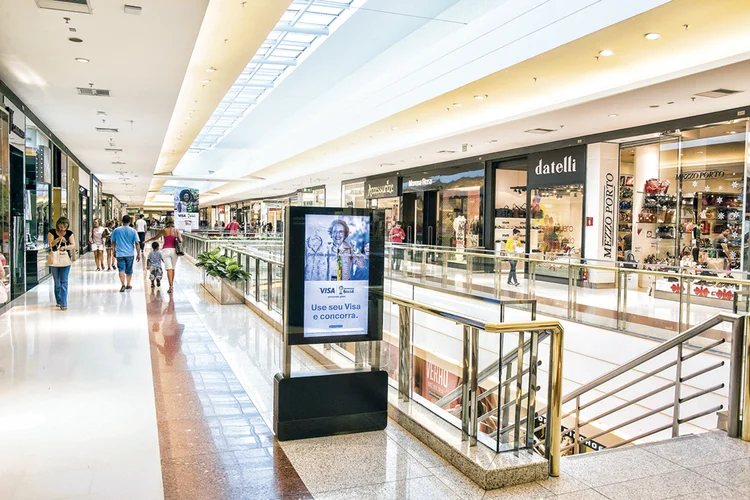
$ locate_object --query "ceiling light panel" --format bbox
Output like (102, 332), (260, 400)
(189, 0), (357, 154)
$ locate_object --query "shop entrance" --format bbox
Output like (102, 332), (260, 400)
(79, 188), (89, 255)
(402, 191), (438, 245)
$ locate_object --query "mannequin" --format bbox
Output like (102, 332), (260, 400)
(453, 213), (467, 261)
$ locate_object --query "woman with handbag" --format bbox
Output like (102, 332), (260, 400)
(48, 217), (75, 310)
(146, 216), (182, 294)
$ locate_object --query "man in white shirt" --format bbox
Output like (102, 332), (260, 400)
(135, 214), (148, 253)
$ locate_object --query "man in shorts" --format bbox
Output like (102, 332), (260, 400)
(110, 214), (141, 292)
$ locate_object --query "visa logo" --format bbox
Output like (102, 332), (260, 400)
(319, 287), (336, 294)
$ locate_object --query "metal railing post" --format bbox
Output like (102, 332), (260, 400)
(267, 261), (273, 311)
(673, 344), (683, 438)
(420, 249), (427, 284)
(442, 251), (449, 288)
(567, 264), (574, 320)
(471, 327), (479, 446)
(574, 396), (581, 454)
(461, 325), (471, 441)
(398, 305), (411, 402)
(255, 258), (260, 300)
(743, 315), (750, 442)
(546, 326), (564, 478)
(466, 255), (473, 293)
(678, 274), (685, 334)
(728, 316), (745, 438)
(617, 269), (624, 330)
(494, 256), (502, 299)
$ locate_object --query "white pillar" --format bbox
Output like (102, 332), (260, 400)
(585, 142), (620, 285)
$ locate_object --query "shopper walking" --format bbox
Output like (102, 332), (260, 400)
(146, 216), (182, 294)
(89, 219), (106, 271)
(135, 214), (148, 253)
(48, 217), (75, 310)
(505, 229), (522, 286)
(104, 220), (116, 271)
(225, 217), (240, 236)
(110, 215), (141, 292)
(389, 221), (406, 271)
(147, 241), (164, 288)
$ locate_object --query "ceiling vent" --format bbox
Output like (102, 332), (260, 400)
(112, 161), (127, 165)
(436, 150), (456, 154)
(77, 87), (111, 97)
(694, 89), (743, 99)
(525, 128), (556, 134)
(96, 127), (119, 133)
(35, 0), (92, 14)
(104, 148), (123, 152)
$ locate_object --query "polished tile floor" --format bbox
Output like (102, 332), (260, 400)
(0, 257), (163, 500)
(1, 254), (748, 499)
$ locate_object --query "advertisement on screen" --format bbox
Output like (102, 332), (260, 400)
(285, 207), (384, 345)
(303, 214), (370, 337)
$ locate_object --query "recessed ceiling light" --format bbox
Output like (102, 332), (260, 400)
(201, 79), (211, 84)
(75, 57), (90, 63)
(206, 67), (217, 73)
(599, 50), (614, 57)
(68, 37), (83, 43)
(608, 114), (618, 118)
(391, 126), (398, 131)
(453, 103), (462, 107)
(474, 94), (488, 100)
(644, 33), (661, 40)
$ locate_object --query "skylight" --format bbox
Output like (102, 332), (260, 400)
(190, 0), (361, 153)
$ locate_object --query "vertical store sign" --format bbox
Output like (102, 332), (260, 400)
(601, 172), (616, 259)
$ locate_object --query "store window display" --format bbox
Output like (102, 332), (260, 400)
(342, 181), (366, 209)
(617, 119), (749, 309)
(530, 185), (584, 279)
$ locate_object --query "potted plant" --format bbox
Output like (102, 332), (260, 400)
(195, 248), (251, 304)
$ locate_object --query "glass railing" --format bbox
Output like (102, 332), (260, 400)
(179, 233), (750, 352)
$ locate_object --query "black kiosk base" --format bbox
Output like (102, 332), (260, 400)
(274, 370), (388, 441)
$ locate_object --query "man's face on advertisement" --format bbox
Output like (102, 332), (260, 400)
(332, 223), (346, 245)
(183, 193), (190, 202)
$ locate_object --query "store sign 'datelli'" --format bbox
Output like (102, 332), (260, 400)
(528, 145), (587, 188)
(365, 175), (402, 199)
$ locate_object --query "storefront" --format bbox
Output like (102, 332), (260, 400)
(364, 176), (401, 234)
(493, 146), (588, 281)
(614, 118), (749, 307)
(342, 180), (366, 209)
(400, 164), (485, 249)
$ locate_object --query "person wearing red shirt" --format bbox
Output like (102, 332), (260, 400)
(389, 221), (406, 271)
(225, 218), (240, 236)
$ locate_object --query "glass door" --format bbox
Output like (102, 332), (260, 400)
(79, 194), (89, 254)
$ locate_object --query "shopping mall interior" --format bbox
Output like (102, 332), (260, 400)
(2, 1), (750, 499)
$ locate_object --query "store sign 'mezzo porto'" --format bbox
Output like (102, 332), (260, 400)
(528, 145), (587, 188)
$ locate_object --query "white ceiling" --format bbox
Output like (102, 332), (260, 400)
(195, 0), (750, 205)
(0, 0), (208, 205)
(313, 58), (750, 188)
(171, 0), (669, 199)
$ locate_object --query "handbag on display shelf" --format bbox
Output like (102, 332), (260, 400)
(619, 200), (632, 210)
(644, 178), (670, 194)
(639, 212), (656, 223)
(496, 205), (511, 218)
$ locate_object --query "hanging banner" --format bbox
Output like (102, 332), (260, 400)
(167, 186), (199, 231)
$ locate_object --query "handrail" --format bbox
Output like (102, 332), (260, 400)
(535, 312), (746, 454)
(559, 313), (739, 405)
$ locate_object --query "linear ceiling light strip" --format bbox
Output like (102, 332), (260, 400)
(188, 0), (355, 154)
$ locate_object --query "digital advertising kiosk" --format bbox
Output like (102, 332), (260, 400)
(274, 206), (387, 440)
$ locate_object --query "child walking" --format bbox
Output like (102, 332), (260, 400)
(148, 241), (164, 288)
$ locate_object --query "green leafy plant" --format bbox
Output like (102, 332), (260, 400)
(195, 248), (251, 282)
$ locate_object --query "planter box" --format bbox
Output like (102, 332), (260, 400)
(202, 274), (244, 305)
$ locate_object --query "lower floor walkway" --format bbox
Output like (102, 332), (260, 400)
(1, 255), (749, 499)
